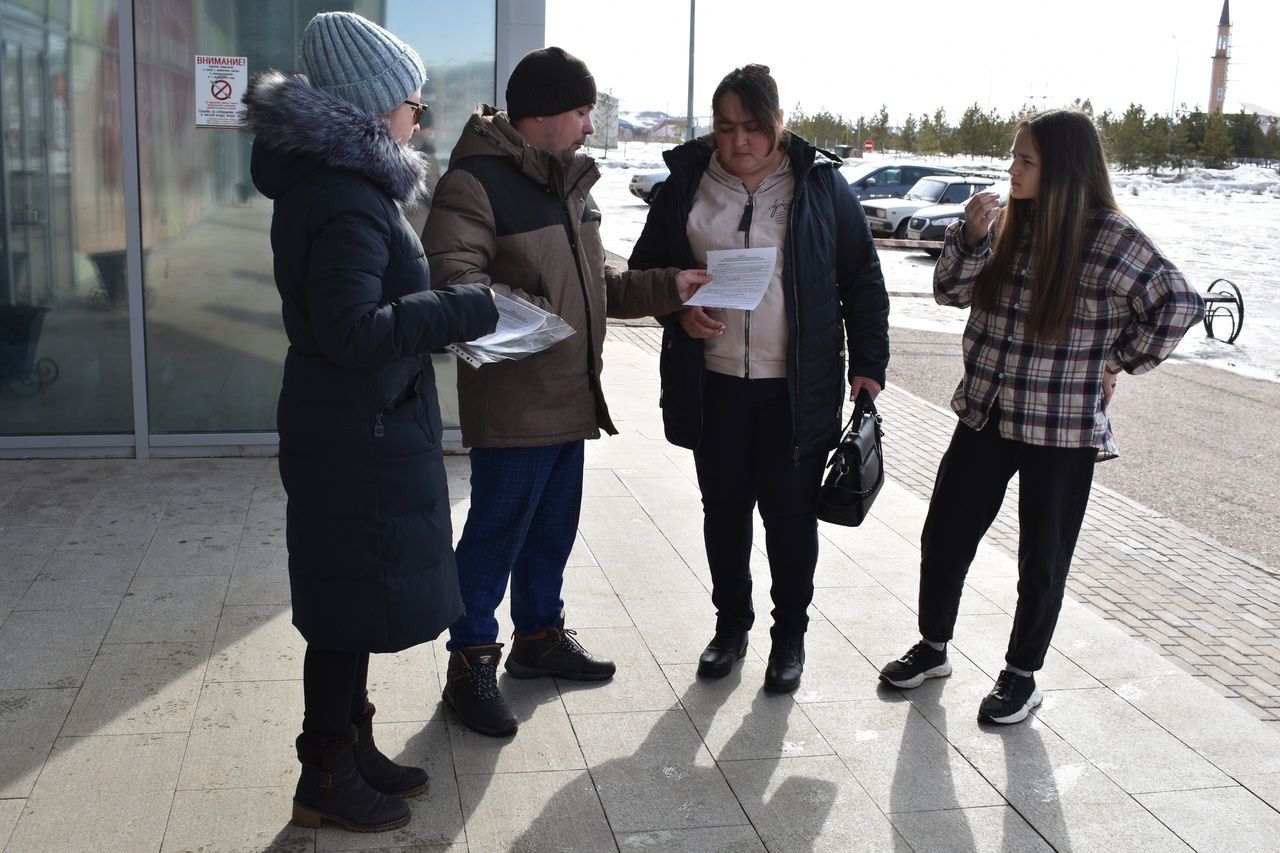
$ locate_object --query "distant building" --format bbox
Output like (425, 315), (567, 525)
(617, 111), (688, 143)
(1209, 0), (1231, 116)
(1235, 102), (1279, 133)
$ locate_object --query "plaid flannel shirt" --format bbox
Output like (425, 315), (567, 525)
(935, 211), (1204, 456)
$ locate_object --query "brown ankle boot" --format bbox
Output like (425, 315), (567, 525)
(505, 616), (616, 681)
(292, 728), (411, 832)
(352, 702), (429, 797)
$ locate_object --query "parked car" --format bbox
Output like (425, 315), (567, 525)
(841, 161), (959, 200)
(628, 169), (669, 204)
(905, 181), (1011, 256)
(862, 175), (996, 238)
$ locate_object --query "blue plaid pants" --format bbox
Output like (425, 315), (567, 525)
(446, 441), (584, 650)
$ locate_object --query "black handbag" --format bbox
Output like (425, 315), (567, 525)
(817, 391), (884, 526)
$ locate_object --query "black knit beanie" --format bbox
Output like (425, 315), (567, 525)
(505, 46), (596, 120)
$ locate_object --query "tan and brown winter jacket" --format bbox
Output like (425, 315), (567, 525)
(421, 107), (683, 447)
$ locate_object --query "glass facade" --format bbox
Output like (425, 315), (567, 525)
(2, 0), (133, 435)
(1, 0), (504, 449)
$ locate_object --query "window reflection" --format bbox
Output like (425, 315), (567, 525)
(135, 0), (496, 434)
(0, 0), (495, 438)
(1, 2), (132, 434)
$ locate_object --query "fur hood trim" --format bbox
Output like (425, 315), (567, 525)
(242, 70), (427, 203)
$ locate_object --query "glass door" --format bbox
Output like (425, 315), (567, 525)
(2, 29), (50, 308)
(0, 8), (133, 435)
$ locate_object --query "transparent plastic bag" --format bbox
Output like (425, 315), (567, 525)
(446, 291), (575, 368)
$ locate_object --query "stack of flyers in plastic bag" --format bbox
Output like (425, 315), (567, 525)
(447, 290), (575, 369)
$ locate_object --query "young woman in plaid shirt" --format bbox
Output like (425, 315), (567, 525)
(879, 110), (1204, 724)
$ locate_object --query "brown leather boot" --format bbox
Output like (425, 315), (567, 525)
(292, 728), (411, 832)
(505, 616), (616, 681)
(352, 701), (429, 797)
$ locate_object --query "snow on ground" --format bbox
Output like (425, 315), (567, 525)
(590, 142), (1280, 383)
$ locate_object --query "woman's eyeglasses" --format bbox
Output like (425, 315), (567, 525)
(403, 100), (430, 124)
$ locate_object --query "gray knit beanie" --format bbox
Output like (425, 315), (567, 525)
(505, 47), (596, 121)
(301, 12), (426, 117)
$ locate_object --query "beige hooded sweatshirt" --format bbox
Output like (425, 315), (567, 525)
(686, 152), (795, 379)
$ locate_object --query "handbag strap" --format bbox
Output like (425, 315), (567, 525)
(837, 389), (881, 444)
(830, 390), (884, 496)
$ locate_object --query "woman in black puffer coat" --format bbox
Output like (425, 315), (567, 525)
(242, 12), (496, 834)
(630, 65), (889, 696)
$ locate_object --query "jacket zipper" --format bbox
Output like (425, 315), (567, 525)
(788, 176), (804, 467)
(557, 171), (598, 398)
(739, 188), (755, 379)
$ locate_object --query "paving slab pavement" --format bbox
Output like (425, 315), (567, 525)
(0, 329), (1278, 851)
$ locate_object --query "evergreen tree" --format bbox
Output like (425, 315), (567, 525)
(1168, 119), (1194, 174)
(1110, 104), (1146, 172)
(899, 114), (918, 153)
(869, 105), (890, 151)
(1140, 115), (1170, 174)
(955, 103), (986, 156)
(1199, 113), (1235, 168)
(1181, 108), (1208, 151)
(1226, 111), (1265, 159)
(788, 103), (855, 150)
(916, 111), (941, 154)
(1095, 109), (1116, 147)
(933, 108), (958, 156)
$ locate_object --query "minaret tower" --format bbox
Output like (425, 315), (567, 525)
(1209, 0), (1231, 115)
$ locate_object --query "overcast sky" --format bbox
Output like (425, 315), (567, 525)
(546, 0), (1280, 122)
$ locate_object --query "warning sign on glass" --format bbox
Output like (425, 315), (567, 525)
(195, 55), (248, 128)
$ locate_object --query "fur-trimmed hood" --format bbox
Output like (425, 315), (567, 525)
(243, 70), (427, 203)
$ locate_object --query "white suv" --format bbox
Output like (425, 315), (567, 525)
(628, 170), (669, 204)
(862, 175), (995, 238)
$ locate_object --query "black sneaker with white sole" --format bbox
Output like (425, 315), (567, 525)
(879, 641), (952, 689)
(977, 670), (1042, 725)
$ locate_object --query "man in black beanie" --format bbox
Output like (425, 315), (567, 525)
(422, 47), (707, 737)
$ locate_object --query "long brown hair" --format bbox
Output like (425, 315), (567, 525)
(975, 109), (1121, 341)
(711, 64), (785, 149)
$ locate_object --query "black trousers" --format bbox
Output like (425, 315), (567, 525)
(693, 371), (828, 641)
(302, 645), (371, 742)
(918, 407), (1097, 672)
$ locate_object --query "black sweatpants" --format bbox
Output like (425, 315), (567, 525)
(302, 646), (371, 742)
(918, 407), (1097, 672)
(693, 371), (828, 642)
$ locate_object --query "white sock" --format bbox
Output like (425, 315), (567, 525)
(1006, 665), (1033, 678)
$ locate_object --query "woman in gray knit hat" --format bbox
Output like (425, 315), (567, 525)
(242, 11), (497, 833)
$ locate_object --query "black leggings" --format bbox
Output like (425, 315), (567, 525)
(302, 645), (371, 742)
(693, 371), (827, 641)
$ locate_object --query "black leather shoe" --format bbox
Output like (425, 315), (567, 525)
(697, 630), (749, 679)
(442, 645), (518, 737)
(763, 637), (805, 694)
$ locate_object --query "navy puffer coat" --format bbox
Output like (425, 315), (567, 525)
(243, 71), (498, 652)
(629, 134), (890, 456)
